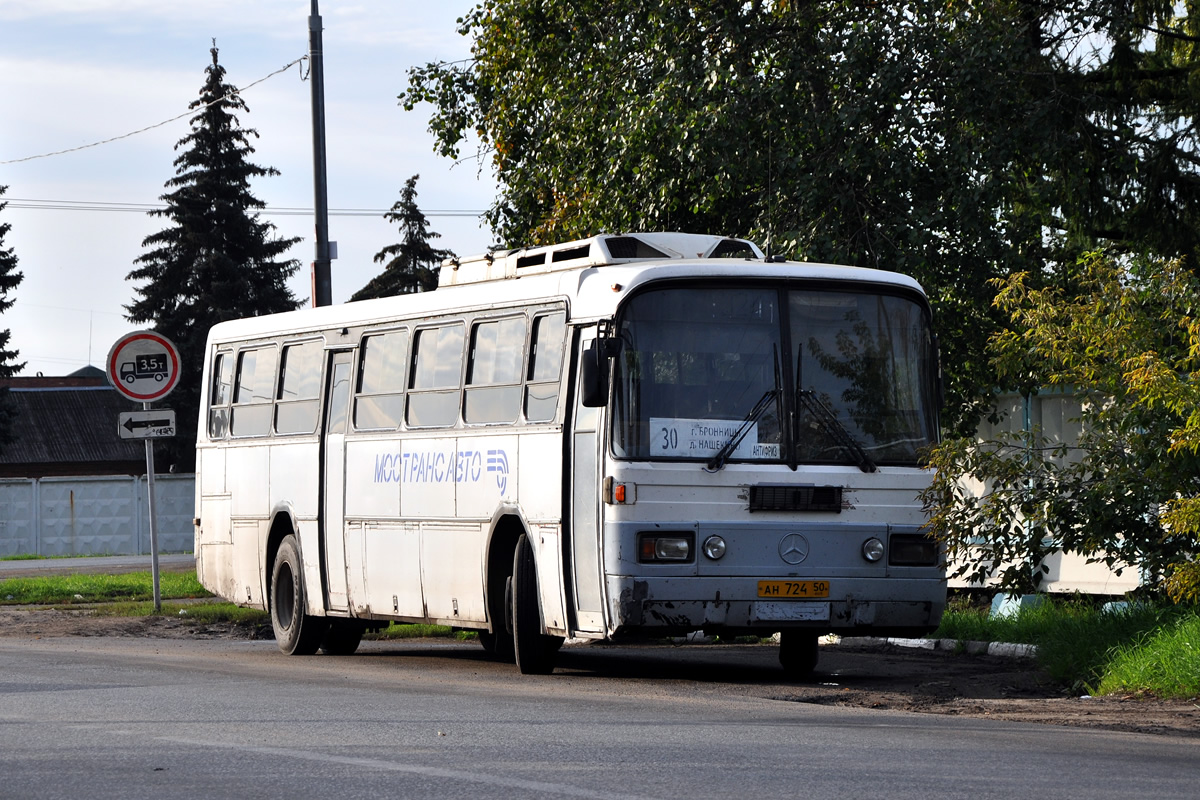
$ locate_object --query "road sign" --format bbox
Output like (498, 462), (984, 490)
(107, 330), (182, 614)
(106, 331), (181, 402)
(118, 409), (176, 440)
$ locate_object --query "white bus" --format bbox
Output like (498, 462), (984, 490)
(194, 232), (945, 675)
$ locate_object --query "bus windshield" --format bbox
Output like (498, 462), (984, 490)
(611, 284), (938, 467)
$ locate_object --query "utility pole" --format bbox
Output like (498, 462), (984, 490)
(309, 0), (333, 307)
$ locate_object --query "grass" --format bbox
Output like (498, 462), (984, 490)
(1, 572), (473, 639)
(93, 600), (270, 626)
(1097, 615), (1200, 697)
(0, 571), (211, 605)
(367, 622), (475, 641)
(932, 593), (1200, 697)
(0, 570), (268, 626)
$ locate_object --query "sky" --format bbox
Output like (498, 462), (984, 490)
(0, 1), (497, 377)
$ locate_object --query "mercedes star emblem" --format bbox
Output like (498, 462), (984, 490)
(778, 533), (810, 565)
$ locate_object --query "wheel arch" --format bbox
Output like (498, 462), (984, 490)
(483, 509), (528, 634)
(265, 507), (299, 613)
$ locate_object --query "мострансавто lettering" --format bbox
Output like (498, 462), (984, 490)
(374, 450), (480, 484)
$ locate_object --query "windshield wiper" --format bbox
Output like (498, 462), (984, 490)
(796, 390), (877, 473)
(704, 389), (779, 472)
(705, 347), (782, 472)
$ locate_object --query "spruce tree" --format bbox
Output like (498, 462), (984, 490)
(127, 46), (301, 471)
(351, 175), (454, 300)
(0, 185), (25, 450)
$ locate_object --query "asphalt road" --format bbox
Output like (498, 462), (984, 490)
(0, 636), (1194, 799)
(0, 554), (195, 578)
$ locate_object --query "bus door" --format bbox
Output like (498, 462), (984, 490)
(320, 350), (353, 612)
(569, 332), (606, 632)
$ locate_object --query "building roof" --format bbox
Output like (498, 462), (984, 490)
(0, 371), (147, 477)
(68, 365), (107, 379)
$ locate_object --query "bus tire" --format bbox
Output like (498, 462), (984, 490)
(270, 534), (328, 655)
(479, 630), (514, 661)
(479, 552), (515, 661)
(478, 574), (520, 664)
(320, 619), (365, 655)
(511, 533), (562, 675)
(778, 630), (820, 678)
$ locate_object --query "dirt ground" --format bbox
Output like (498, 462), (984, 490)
(1, 605), (1196, 739)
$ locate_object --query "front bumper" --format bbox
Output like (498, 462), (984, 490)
(607, 575), (945, 637)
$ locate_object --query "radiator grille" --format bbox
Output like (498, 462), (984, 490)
(748, 484), (843, 512)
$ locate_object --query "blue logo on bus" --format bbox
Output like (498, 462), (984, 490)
(487, 449), (510, 494)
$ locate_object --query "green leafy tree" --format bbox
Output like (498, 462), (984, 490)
(0, 185), (25, 449)
(127, 46), (301, 471)
(922, 254), (1200, 601)
(402, 0), (1200, 434)
(408, 2), (1200, 594)
(351, 175), (454, 300)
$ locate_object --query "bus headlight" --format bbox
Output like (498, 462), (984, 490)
(702, 535), (727, 560)
(862, 537), (885, 562)
(638, 533), (693, 563)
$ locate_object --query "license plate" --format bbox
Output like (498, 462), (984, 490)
(757, 580), (830, 598)
(755, 601), (831, 622)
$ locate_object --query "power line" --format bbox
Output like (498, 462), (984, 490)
(0, 58), (308, 166)
(19, 302), (124, 316)
(3, 198), (485, 218)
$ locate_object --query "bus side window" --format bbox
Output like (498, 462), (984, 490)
(354, 329), (408, 430)
(526, 311), (566, 422)
(231, 346), (278, 437)
(407, 324), (465, 428)
(208, 351), (234, 439)
(464, 316), (525, 424)
(274, 340), (323, 435)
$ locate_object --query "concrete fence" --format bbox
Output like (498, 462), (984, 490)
(0, 475), (194, 557)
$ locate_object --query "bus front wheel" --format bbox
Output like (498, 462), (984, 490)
(270, 535), (328, 655)
(778, 630), (820, 678)
(511, 533), (562, 675)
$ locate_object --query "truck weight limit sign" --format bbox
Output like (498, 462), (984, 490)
(106, 331), (181, 402)
(106, 330), (182, 613)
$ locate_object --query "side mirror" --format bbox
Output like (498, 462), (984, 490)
(580, 340), (606, 407)
(580, 338), (621, 408)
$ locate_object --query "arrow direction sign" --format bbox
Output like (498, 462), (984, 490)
(118, 409), (176, 440)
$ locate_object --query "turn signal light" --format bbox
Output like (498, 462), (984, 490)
(603, 476), (636, 504)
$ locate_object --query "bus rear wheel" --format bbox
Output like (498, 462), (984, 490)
(478, 629), (514, 661)
(778, 630), (820, 678)
(512, 533), (563, 675)
(270, 534), (328, 655)
(320, 620), (366, 655)
(479, 551), (515, 662)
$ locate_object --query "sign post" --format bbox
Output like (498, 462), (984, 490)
(107, 331), (182, 613)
